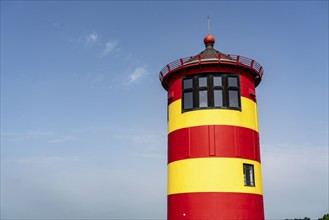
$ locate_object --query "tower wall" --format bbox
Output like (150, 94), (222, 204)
(166, 65), (264, 219)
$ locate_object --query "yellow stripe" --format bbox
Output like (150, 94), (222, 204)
(168, 97), (258, 133)
(168, 158), (262, 195)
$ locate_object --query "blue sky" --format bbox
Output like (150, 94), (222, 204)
(1, 1), (328, 219)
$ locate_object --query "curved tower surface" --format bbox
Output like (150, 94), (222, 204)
(159, 34), (264, 220)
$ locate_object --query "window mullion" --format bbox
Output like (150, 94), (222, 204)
(193, 76), (198, 109)
(208, 75), (213, 107)
(223, 75), (229, 108)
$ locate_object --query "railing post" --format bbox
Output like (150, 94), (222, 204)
(251, 60), (254, 69)
(236, 55), (240, 65)
(218, 53), (221, 63)
(259, 66), (263, 76)
(180, 58), (184, 67)
(198, 54), (201, 64)
(167, 64), (171, 72)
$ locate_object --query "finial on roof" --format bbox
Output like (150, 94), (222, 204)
(208, 16), (210, 34)
(204, 17), (215, 48)
(204, 34), (215, 48)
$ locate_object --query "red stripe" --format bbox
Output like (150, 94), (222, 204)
(240, 72), (257, 102)
(167, 70), (257, 105)
(168, 125), (260, 163)
(168, 192), (264, 220)
(167, 77), (182, 105)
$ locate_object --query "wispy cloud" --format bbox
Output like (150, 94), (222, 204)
(2, 129), (76, 145)
(100, 40), (119, 57)
(51, 21), (61, 28)
(132, 153), (163, 159)
(2, 129), (55, 141)
(76, 31), (99, 47)
(85, 32), (98, 44)
(262, 144), (328, 218)
(116, 133), (164, 145)
(49, 136), (75, 144)
(2, 154), (166, 219)
(126, 66), (147, 85)
(15, 156), (82, 165)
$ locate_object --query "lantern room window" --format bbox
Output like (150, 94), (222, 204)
(182, 74), (241, 112)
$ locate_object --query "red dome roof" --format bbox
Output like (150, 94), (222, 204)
(159, 34), (264, 90)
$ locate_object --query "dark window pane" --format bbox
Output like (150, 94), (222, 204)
(249, 168), (254, 186)
(183, 78), (193, 89)
(229, 90), (239, 108)
(183, 92), (193, 109)
(245, 168), (251, 184)
(244, 174), (248, 185)
(199, 90), (208, 107)
(228, 76), (238, 87)
(199, 77), (207, 87)
(214, 90), (223, 107)
(213, 76), (222, 86)
(243, 164), (255, 187)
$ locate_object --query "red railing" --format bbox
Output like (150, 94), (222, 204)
(159, 54), (263, 82)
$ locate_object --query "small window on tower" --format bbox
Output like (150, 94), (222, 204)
(243, 164), (255, 187)
(214, 90), (223, 107)
(213, 76), (222, 86)
(199, 90), (208, 107)
(228, 90), (239, 108)
(228, 76), (238, 87)
(183, 78), (193, 89)
(183, 91), (193, 110)
(198, 77), (207, 87)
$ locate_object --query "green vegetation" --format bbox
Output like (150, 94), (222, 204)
(284, 214), (329, 220)
(285, 218), (311, 220)
(318, 213), (329, 220)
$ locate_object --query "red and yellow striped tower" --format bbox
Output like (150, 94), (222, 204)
(159, 34), (264, 220)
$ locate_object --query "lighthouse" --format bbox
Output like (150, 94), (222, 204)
(159, 34), (264, 219)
